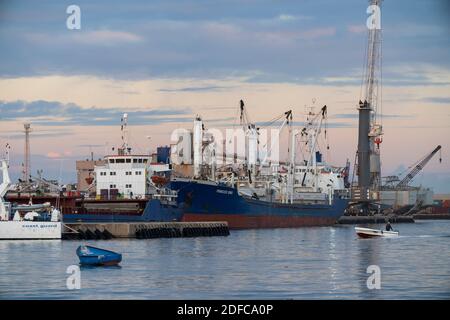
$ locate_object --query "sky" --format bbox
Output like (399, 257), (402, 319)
(0, 0), (449, 192)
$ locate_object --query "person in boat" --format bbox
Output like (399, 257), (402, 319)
(385, 221), (393, 231)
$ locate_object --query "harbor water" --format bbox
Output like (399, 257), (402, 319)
(0, 220), (449, 299)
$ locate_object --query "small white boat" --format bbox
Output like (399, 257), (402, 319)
(355, 227), (399, 238)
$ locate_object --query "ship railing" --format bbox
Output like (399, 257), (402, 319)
(334, 189), (351, 199)
(152, 189), (178, 204)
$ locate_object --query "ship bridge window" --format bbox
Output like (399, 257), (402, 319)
(116, 159), (125, 163)
(143, 159), (148, 163)
(109, 159), (115, 163)
(138, 159), (143, 163)
(133, 159), (138, 163)
(126, 158), (131, 163)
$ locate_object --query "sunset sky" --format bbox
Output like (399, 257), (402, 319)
(0, 0), (449, 192)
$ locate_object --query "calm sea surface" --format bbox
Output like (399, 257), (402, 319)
(1, 220), (449, 299)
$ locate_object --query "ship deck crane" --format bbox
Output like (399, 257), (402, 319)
(299, 105), (328, 187)
(239, 99), (252, 130)
(396, 145), (442, 189)
(260, 110), (292, 167)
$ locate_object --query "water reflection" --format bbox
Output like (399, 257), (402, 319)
(0, 221), (449, 299)
(356, 236), (382, 299)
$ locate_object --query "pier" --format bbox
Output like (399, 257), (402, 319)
(62, 221), (230, 240)
(413, 213), (450, 220)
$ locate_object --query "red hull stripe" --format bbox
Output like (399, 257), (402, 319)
(356, 233), (378, 238)
(182, 214), (338, 229)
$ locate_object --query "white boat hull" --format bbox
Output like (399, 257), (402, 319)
(0, 221), (62, 240)
(355, 227), (399, 238)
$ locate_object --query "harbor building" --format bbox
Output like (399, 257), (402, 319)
(76, 158), (106, 192)
(379, 187), (433, 208)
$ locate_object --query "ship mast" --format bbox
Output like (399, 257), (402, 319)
(193, 115), (203, 178)
(23, 123), (31, 182)
(120, 113), (131, 155)
(239, 100), (258, 182)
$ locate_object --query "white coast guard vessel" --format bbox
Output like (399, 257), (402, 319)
(0, 159), (62, 240)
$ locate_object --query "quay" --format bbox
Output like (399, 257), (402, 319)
(337, 215), (415, 224)
(413, 213), (450, 220)
(63, 221), (230, 240)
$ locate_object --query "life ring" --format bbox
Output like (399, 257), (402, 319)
(375, 137), (382, 146)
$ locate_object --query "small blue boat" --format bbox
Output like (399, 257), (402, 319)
(76, 245), (122, 266)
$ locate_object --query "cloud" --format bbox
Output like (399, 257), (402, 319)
(297, 27), (336, 39)
(386, 23), (446, 38)
(318, 64), (450, 87)
(46, 151), (61, 159)
(384, 64), (450, 86)
(25, 30), (143, 47)
(421, 97), (450, 104)
(347, 24), (366, 34)
(45, 150), (72, 159)
(159, 85), (235, 92)
(253, 120), (353, 129)
(71, 30), (143, 46)
(0, 100), (192, 126)
(0, 0), (448, 85)
(278, 14), (297, 21)
(0, 129), (74, 140)
(333, 114), (414, 119)
(76, 144), (106, 148)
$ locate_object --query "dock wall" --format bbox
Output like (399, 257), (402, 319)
(63, 221), (230, 240)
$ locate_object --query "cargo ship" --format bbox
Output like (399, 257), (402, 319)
(169, 178), (348, 228)
(168, 101), (350, 228)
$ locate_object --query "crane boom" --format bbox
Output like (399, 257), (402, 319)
(397, 145), (442, 188)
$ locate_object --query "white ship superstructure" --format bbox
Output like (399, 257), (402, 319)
(95, 154), (169, 198)
(94, 113), (170, 199)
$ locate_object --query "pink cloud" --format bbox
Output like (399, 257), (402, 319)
(46, 151), (61, 159)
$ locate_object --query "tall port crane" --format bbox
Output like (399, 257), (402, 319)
(396, 145), (442, 189)
(356, 0), (383, 202)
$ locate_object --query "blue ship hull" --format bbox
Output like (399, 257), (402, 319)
(63, 199), (183, 223)
(168, 179), (348, 229)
